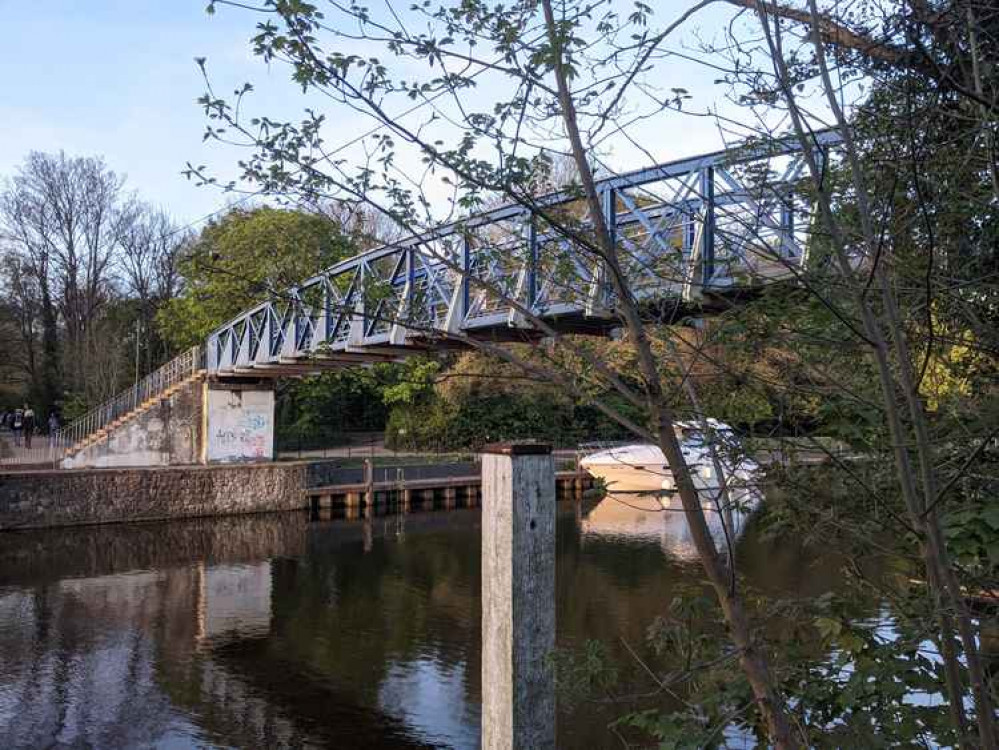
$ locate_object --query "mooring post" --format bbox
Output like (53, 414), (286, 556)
(363, 458), (374, 508)
(481, 442), (556, 750)
(574, 449), (584, 497)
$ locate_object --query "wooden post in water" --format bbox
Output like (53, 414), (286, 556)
(363, 458), (374, 509)
(574, 450), (585, 499)
(481, 442), (556, 750)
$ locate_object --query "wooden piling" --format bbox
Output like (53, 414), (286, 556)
(481, 442), (556, 750)
(363, 458), (374, 508)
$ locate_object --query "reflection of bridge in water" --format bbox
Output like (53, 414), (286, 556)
(0, 512), (482, 750)
(5, 500), (965, 749)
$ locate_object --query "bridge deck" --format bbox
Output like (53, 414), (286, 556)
(207, 132), (841, 377)
(53, 133), (842, 463)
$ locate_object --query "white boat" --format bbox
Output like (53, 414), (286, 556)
(579, 420), (759, 494)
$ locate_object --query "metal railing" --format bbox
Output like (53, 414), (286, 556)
(51, 346), (205, 458)
(206, 130), (843, 375)
(0, 436), (66, 468)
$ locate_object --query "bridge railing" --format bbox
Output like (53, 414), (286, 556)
(53, 346), (205, 457)
(206, 131), (842, 374)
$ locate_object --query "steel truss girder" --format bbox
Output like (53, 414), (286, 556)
(205, 130), (841, 374)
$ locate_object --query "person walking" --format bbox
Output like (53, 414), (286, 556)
(48, 412), (60, 449)
(22, 405), (35, 449)
(11, 408), (23, 446)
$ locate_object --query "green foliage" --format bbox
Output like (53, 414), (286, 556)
(379, 348), (640, 451)
(276, 360), (418, 447)
(384, 399), (456, 451)
(278, 370), (388, 449)
(59, 392), (89, 423)
(385, 390), (633, 451)
(612, 710), (716, 750)
(940, 441), (999, 573)
(701, 380), (776, 427)
(380, 358), (441, 406)
(787, 596), (964, 749)
(277, 357), (450, 449)
(694, 291), (882, 447)
(549, 640), (620, 710)
(944, 503), (999, 571)
(157, 207), (352, 350)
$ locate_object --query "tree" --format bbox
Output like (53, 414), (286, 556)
(159, 205), (364, 446)
(119, 207), (186, 374)
(1, 151), (191, 417)
(2, 152), (135, 413)
(157, 206), (354, 349)
(0, 253), (38, 407)
(193, 0), (998, 745)
(681, 1), (999, 745)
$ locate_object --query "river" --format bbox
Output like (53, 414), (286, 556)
(0, 495), (848, 749)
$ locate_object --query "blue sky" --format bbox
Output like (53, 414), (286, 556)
(0, 2), (808, 229)
(0, 2), (319, 225)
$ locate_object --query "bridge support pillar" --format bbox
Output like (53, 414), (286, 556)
(202, 379), (276, 464)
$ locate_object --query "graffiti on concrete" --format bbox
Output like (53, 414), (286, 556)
(206, 389), (274, 463)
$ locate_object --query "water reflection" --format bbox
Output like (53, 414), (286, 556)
(580, 490), (757, 560)
(200, 563), (273, 641)
(0, 497), (834, 749)
(379, 658), (479, 749)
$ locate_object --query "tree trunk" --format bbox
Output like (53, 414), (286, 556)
(758, 4), (995, 744)
(541, 1), (802, 744)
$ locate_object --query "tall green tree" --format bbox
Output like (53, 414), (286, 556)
(158, 206), (353, 349)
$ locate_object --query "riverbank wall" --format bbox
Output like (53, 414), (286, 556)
(0, 460), (343, 531)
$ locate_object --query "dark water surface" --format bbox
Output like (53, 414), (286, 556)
(0, 497), (841, 749)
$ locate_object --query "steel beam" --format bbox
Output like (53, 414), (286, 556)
(204, 131), (841, 373)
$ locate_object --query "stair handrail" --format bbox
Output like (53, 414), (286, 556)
(55, 345), (204, 454)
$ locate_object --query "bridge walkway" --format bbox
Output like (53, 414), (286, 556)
(49, 132), (841, 464)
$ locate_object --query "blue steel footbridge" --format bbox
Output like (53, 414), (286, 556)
(205, 130), (841, 377)
(54, 131), (841, 461)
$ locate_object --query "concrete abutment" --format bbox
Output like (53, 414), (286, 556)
(63, 377), (277, 470)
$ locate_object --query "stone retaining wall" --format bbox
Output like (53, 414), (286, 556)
(0, 460), (343, 531)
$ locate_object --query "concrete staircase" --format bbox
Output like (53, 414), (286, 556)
(56, 346), (206, 461)
(67, 370), (207, 456)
